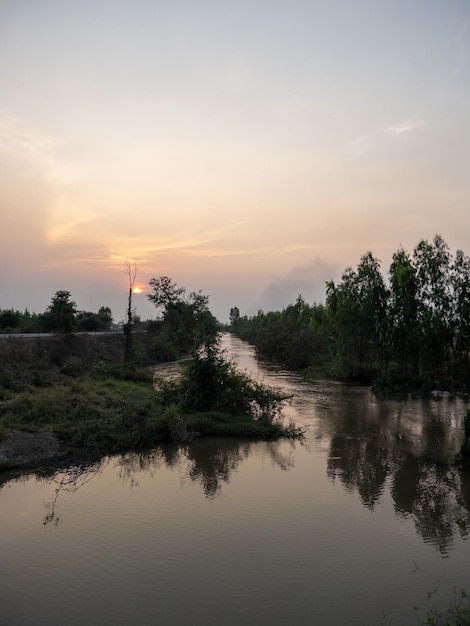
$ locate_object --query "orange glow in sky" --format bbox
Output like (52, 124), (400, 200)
(1, 2), (469, 322)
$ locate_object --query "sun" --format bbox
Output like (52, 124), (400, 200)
(132, 286), (144, 294)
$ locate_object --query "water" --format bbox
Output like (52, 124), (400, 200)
(1, 333), (470, 625)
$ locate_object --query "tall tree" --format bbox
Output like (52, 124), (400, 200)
(451, 249), (470, 377)
(229, 306), (240, 328)
(328, 253), (388, 376)
(389, 247), (420, 375)
(413, 235), (453, 374)
(44, 291), (77, 334)
(97, 306), (113, 330)
(355, 252), (389, 366)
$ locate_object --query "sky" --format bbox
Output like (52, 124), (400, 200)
(1, 0), (469, 322)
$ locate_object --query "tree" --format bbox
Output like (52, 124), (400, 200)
(75, 306), (113, 332)
(97, 306), (113, 330)
(389, 247), (420, 375)
(451, 249), (470, 377)
(148, 276), (217, 353)
(148, 276), (185, 315)
(327, 253), (389, 377)
(76, 311), (102, 332)
(355, 252), (389, 366)
(0, 309), (21, 332)
(44, 291), (77, 334)
(229, 307), (240, 328)
(413, 235), (453, 375)
(123, 261), (137, 362)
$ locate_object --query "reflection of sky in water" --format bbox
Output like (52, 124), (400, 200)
(222, 333), (468, 461)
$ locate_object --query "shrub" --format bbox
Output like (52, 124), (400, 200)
(160, 340), (289, 422)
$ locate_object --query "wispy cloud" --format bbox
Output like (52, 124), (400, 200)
(384, 119), (425, 136)
(350, 135), (375, 157)
(0, 109), (59, 156)
(0, 109), (84, 186)
(350, 118), (426, 157)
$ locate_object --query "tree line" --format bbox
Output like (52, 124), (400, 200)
(0, 291), (113, 334)
(231, 235), (470, 391)
(0, 277), (219, 363)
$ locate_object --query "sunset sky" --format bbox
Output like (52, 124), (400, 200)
(1, 1), (469, 322)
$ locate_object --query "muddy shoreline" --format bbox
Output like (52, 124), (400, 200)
(0, 429), (70, 469)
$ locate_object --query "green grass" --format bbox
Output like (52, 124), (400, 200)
(0, 335), (301, 468)
(0, 377), (166, 453)
(0, 376), (297, 460)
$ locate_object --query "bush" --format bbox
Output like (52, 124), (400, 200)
(160, 340), (289, 422)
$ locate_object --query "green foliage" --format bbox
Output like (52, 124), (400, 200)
(145, 333), (180, 363)
(0, 333), (299, 468)
(181, 411), (291, 438)
(92, 362), (154, 384)
(148, 276), (186, 311)
(0, 377), (164, 453)
(0, 309), (22, 332)
(327, 252), (389, 377)
(147, 276), (219, 355)
(236, 297), (331, 370)
(97, 306), (113, 329)
(0, 297), (114, 335)
(43, 290), (78, 334)
(159, 339), (289, 423)
(229, 306), (240, 327)
(234, 235), (470, 392)
(76, 306), (113, 332)
(389, 247), (420, 375)
(0, 308), (44, 333)
(162, 404), (194, 442)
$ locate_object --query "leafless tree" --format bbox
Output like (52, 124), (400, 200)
(123, 260), (137, 362)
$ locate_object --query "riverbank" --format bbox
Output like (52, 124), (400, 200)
(0, 429), (67, 469)
(0, 334), (299, 470)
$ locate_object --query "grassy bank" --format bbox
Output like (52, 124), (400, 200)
(0, 335), (299, 469)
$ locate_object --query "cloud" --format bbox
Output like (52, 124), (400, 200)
(0, 110), (56, 152)
(351, 135), (376, 157)
(384, 119), (425, 136)
(350, 118), (426, 158)
(252, 258), (340, 314)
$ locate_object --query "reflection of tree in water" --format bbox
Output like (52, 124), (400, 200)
(393, 461), (470, 555)
(185, 439), (295, 498)
(265, 438), (296, 471)
(114, 438), (296, 499)
(43, 461), (104, 525)
(186, 439), (293, 498)
(185, 439), (249, 498)
(326, 393), (470, 554)
(327, 435), (391, 509)
(114, 445), (185, 487)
